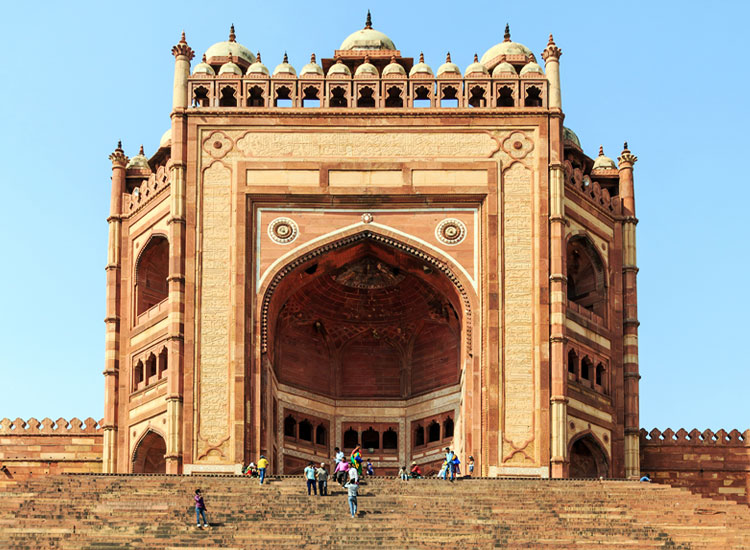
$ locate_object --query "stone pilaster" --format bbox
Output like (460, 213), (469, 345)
(542, 35), (562, 110)
(164, 34), (193, 473)
(618, 143), (640, 478)
(103, 142), (128, 473)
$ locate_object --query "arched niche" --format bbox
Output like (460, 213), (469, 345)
(569, 434), (609, 478)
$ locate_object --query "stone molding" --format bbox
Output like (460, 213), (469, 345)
(0, 417), (103, 435)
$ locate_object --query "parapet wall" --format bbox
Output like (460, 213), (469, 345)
(0, 417), (103, 480)
(640, 428), (750, 506)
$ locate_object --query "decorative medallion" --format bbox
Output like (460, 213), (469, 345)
(202, 130), (233, 159)
(361, 212), (373, 224)
(501, 131), (534, 160)
(267, 217), (299, 244)
(435, 218), (467, 246)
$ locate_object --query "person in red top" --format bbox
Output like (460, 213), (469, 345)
(194, 489), (208, 529)
(409, 461), (423, 479)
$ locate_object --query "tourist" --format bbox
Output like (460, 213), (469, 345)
(334, 446), (345, 467)
(316, 462), (329, 496)
(437, 460), (447, 480)
(410, 461), (423, 479)
(366, 459), (374, 477)
(257, 454), (269, 485)
(304, 461), (317, 495)
(452, 454), (461, 478)
(243, 462), (257, 477)
(334, 459), (350, 486)
(344, 478), (359, 518)
(467, 456), (475, 477)
(194, 489), (208, 529)
(445, 448), (455, 481)
(639, 473), (651, 483)
(398, 465), (409, 481)
(350, 445), (363, 477)
(348, 461), (360, 484)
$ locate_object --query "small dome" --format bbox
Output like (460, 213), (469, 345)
(205, 25), (256, 66)
(327, 58), (352, 77)
(382, 57), (406, 77)
(127, 145), (150, 171)
(520, 62), (544, 76)
(193, 54), (215, 75)
(218, 60), (243, 76)
(492, 62), (517, 77)
(437, 53), (461, 77)
(246, 52), (269, 76)
(480, 25), (534, 68)
(159, 129), (171, 148)
(465, 53), (489, 76)
(355, 56), (378, 77)
(300, 53), (324, 77)
(563, 127), (582, 149)
(593, 146), (617, 170)
(272, 53), (296, 77)
(340, 11), (396, 51)
(409, 52), (433, 77)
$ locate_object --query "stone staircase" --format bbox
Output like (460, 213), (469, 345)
(0, 474), (749, 549)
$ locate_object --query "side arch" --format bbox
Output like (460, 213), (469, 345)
(131, 428), (167, 474)
(568, 432), (609, 478)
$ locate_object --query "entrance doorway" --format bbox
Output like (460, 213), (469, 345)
(132, 430), (166, 473)
(569, 434), (609, 478)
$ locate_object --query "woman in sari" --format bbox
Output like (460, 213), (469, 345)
(350, 445), (363, 477)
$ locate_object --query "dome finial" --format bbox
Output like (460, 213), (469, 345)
(419, 52), (425, 64)
(598, 145), (604, 157)
(116, 140), (123, 152)
(256, 52), (261, 62)
(548, 34), (556, 47)
(364, 54), (370, 64)
(365, 10), (372, 29)
(473, 53), (479, 63)
(504, 23), (511, 42)
(623, 141), (629, 152)
(202, 53), (207, 62)
(229, 24), (236, 42)
(310, 53), (316, 63)
(390, 55), (397, 63)
(180, 31), (187, 44)
(139, 144), (145, 156)
(283, 51), (288, 64)
(446, 52), (451, 63)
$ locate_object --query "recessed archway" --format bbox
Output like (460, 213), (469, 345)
(569, 434), (609, 478)
(132, 430), (166, 474)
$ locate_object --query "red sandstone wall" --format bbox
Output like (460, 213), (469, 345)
(640, 428), (750, 506)
(0, 417), (103, 480)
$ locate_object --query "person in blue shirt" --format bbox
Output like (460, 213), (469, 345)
(444, 448), (455, 481)
(304, 461), (317, 495)
(639, 473), (651, 482)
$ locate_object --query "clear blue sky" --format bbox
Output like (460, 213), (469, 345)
(0, 1), (746, 431)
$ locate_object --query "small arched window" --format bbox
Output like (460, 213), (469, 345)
(344, 428), (359, 449)
(385, 86), (403, 107)
(440, 86), (458, 108)
(443, 417), (454, 438)
(427, 420), (441, 443)
(497, 86), (514, 107)
(595, 363), (606, 388)
(158, 347), (168, 378)
(567, 349), (578, 376)
(274, 86), (292, 107)
(247, 85), (264, 107)
(135, 236), (169, 317)
(283, 415), (296, 438)
(524, 86), (542, 107)
(357, 86), (376, 108)
(567, 236), (607, 319)
(362, 427), (379, 450)
(415, 425), (425, 447)
(219, 86), (237, 107)
(315, 424), (327, 446)
(581, 357), (593, 382)
(469, 86), (486, 108)
(382, 428), (397, 450)
(133, 360), (144, 389)
(330, 87), (347, 108)
(298, 419), (313, 442)
(302, 86), (320, 108)
(193, 86), (209, 107)
(146, 353), (157, 381)
(413, 86), (431, 108)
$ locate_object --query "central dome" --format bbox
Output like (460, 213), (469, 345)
(340, 11), (396, 51)
(205, 25), (256, 66)
(480, 24), (534, 69)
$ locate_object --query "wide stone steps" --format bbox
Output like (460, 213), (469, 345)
(0, 475), (748, 549)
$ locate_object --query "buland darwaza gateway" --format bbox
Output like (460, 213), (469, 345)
(99, 14), (644, 479)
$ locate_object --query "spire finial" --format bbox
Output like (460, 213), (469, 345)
(283, 51), (288, 64)
(310, 53), (316, 63)
(446, 52), (451, 63)
(419, 52), (425, 64)
(548, 33), (556, 46)
(256, 52), (261, 62)
(180, 31), (186, 44)
(117, 140), (123, 151)
(473, 53), (479, 63)
(139, 144), (145, 156)
(229, 24), (236, 42)
(504, 23), (511, 42)
(390, 55), (396, 63)
(623, 141), (629, 151)
(365, 10), (372, 29)
(598, 145), (604, 157)
(364, 54), (370, 64)
(202, 53), (207, 62)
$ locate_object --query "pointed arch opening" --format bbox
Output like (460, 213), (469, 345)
(135, 235), (169, 318)
(131, 430), (166, 474)
(569, 434), (609, 478)
(567, 235), (607, 321)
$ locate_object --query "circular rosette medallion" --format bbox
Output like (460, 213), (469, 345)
(267, 217), (299, 245)
(435, 218), (467, 246)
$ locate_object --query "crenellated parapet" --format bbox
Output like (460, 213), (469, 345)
(0, 417), (103, 435)
(640, 427), (749, 446)
(125, 160), (172, 216)
(564, 168), (618, 214)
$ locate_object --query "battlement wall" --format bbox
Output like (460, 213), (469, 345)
(0, 417), (103, 480)
(640, 428), (750, 506)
